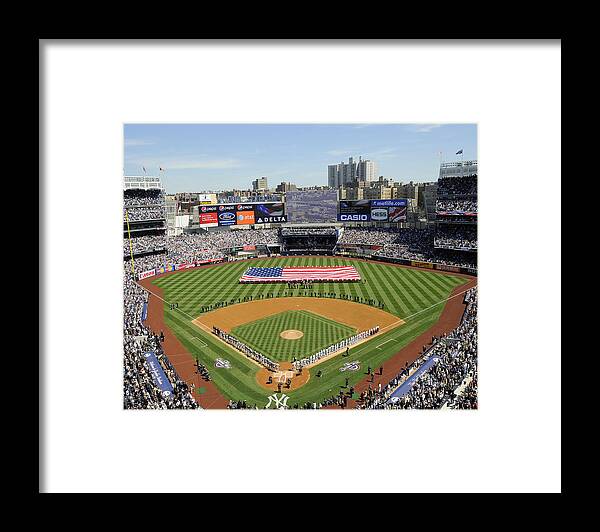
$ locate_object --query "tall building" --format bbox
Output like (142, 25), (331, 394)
(252, 177), (269, 191)
(328, 156), (377, 188)
(356, 156), (377, 182)
(275, 181), (297, 193)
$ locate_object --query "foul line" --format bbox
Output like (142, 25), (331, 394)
(345, 284), (476, 357)
(137, 280), (477, 365)
(136, 281), (198, 322)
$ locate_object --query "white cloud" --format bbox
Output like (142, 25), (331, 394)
(414, 124), (443, 133)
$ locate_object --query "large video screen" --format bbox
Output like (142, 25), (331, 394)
(286, 190), (338, 223)
(337, 199), (407, 222)
(200, 202), (287, 227)
(253, 202), (287, 224)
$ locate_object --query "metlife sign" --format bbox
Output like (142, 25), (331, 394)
(371, 199), (407, 207)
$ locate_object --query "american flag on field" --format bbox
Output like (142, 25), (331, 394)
(240, 266), (361, 283)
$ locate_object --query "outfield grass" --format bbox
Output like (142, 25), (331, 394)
(152, 256), (468, 407)
(231, 310), (356, 361)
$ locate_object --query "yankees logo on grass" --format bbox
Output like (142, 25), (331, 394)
(339, 361), (361, 372)
(265, 393), (289, 409)
(214, 358), (231, 369)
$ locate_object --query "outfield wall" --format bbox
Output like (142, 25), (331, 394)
(339, 253), (477, 276)
(135, 253), (477, 282)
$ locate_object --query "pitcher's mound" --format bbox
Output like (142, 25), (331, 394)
(280, 329), (304, 340)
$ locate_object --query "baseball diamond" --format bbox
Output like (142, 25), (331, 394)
(123, 125), (478, 412)
(230, 310), (357, 361)
(140, 255), (470, 407)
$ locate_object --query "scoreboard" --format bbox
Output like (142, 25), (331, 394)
(199, 202), (287, 227)
(337, 199), (407, 222)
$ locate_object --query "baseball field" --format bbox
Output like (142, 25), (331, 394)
(140, 256), (471, 408)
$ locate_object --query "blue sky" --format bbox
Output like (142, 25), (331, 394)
(124, 124), (477, 193)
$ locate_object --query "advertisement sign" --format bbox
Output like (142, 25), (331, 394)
(199, 205), (219, 227)
(370, 199), (407, 223)
(217, 204), (237, 226)
(175, 263), (196, 270)
(388, 205), (407, 222)
(254, 202), (287, 224)
(371, 199), (406, 207)
(236, 210), (256, 225)
(338, 200), (371, 222)
(435, 264), (461, 273)
(138, 269), (156, 280)
(411, 260), (434, 269)
(370, 207), (389, 221)
(143, 351), (174, 396)
(200, 202), (287, 226)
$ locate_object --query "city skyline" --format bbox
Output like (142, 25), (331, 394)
(124, 124), (477, 193)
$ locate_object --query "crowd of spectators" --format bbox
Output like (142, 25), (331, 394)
(124, 206), (166, 221)
(123, 262), (198, 409)
(437, 174), (477, 197)
(124, 189), (165, 205)
(124, 234), (167, 255)
(436, 199), (478, 213)
(123, 189), (166, 222)
(358, 288), (477, 409)
(434, 225), (478, 250)
(338, 227), (401, 246)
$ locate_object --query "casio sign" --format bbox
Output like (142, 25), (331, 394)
(340, 214), (368, 221)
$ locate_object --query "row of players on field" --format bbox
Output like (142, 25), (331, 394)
(211, 324), (380, 371)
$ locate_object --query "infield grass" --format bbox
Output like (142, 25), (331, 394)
(231, 310), (356, 361)
(151, 256), (469, 407)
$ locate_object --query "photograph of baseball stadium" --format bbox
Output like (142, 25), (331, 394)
(123, 124), (478, 410)
(41, 39), (561, 494)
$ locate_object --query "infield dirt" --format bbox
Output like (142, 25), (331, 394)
(193, 297), (403, 333)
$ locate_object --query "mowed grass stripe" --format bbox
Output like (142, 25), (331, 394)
(365, 263), (406, 315)
(393, 268), (438, 310)
(375, 263), (420, 315)
(231, 310), (355, 361)
(150, 258), (469, 406)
